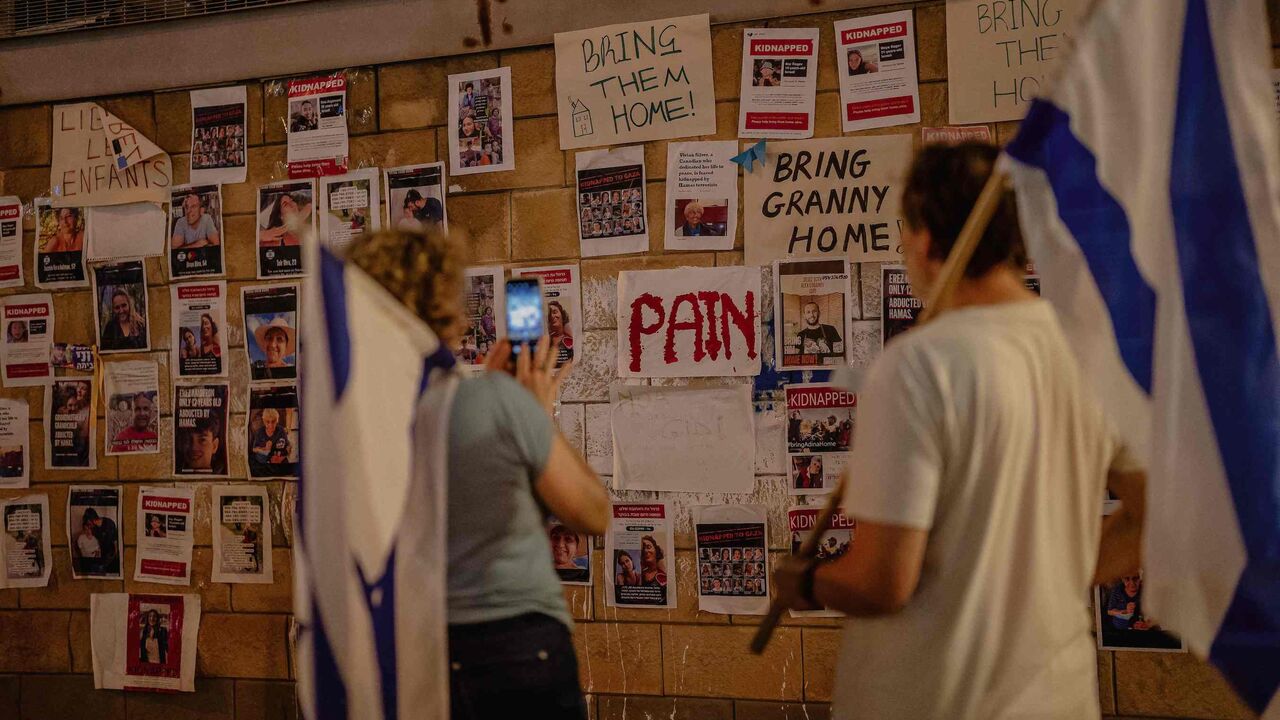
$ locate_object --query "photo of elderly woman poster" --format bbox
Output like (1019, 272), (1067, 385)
(91, 260), (150, 353)
(447, 67), (515, 176)
(33, 198), (88, 289)
(546, 518), (591, 585)
(242, 284), (299, 382)
(604, 502), (675, 608)
(247, 384), (299, 479)
(256, 179), (314, 279)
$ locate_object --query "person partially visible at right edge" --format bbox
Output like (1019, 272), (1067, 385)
(347, 228), (609, 720)
(773, 143), (1146, 719)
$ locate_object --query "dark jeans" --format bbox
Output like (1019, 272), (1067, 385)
(448, 612), (587, 720)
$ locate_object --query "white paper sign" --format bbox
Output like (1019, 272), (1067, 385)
(0, 196), (25, 288)
(576, 145), (648, 257)
(87, 202), (166, 261)
(319, 168), (381, 255)
(91, 592), (201, 692)
(0, 494), (51, 588)
(738, 28), (820, 139)
(448, 67), (516, 175)
(617, 266), (761, 378)
(695, 504), (769, 615)
(0, 398), (29, 488)
(211, 485), (274, 584)
(103, 360), (160, 456)
(189, 85), (248, 185)
(554, 14), (716, 149)
(286, 74), (348, 178)
(135, 486), (195, 585)
(605, 502), (676, 609)
(664, 141), (737, 251)
(1, 293), (53, 387)
(835, 11), (920, 132)
(611, 384), (754, 493)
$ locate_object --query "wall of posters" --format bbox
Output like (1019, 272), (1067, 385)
(834, 11), (920, 132)
(457, 266), (505, 368)
(785, 382), (855, 496)
(286, 73), (349, 178)
(448, 67), (515, 175)
(617, 266), (760, 378)
(0, 196), (25, 288)
(738, 28), (820, 139)
(605, 502), (676, 609)
(50, 102), (171, 208)
(68, 485), (123, 580)
(173, 383), (229, 477)
(743, 135), (912, 266)
(0, 494), (51, 589)
(694, 504), (769, 615)
(1, 293), (53, 387)
(881, 263), (922, 345)
(787, 504), (855, 617)
(554, 14), (716, 149)
(189, 86), (248, 185)
(135, 487), (195, 585)
(256, 179), (314, 279)
(243, 284), (299, 382)
(384, 162), (448, 233)
(0, 399), (28, 488)
(91, 592), (201, 692)
(170, 281), (228, 378)
(576, 145), (648, 257)
(547, 517), (591, 586)
(86, 203), (166, 261)
(247, 384), (299, 479)
(34, 198), (88, 289)
(319, 168), (381, 254)
(664, 141), (737, 251)
(45, 378), (95, 470)
(168, 184), (224, 278)
(510, 264), (580, 368)
(775, 259), (853, 370)
(211, 485), (274, 584)
(103, 360), (160, 456)
(92, 260), (150, 353)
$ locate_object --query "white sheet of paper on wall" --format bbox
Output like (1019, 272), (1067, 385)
(87, 202), (166, 261)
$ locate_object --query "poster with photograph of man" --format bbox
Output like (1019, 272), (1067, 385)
(457, 267), (505, 369)
(1095, 571), (1186, 652)
(775, 259), (851, 370)
(91, 592), (201, 692)
(286, 74), (348, 178)
(694, 504), (769, 615)
(384, 162), (448, 233)
(168, 185), (223, 278)
(170, 281), (227, 379)
(547, 518), (591, 585)
(0, 398), (28, 488)
(319, 168), (381, 255)
(45, 378), (95, 470)
(242, 284), (299, 382)
(172, 383), (229, 478)
(189, 86), (248, 185)
(0, 495), (50, 588)
(34, 198), (89, 289)
(247, 384), (299, 479)
(68, 486), (123, 579)
(211, 485), (273, 584)
(785, 382), (855, 496)
(605, 502), (676, 609)
(448, 67), (516, 175)
(103, 361), (160, 456)
(256, 179), (314, 279)
(92, 260), (150, 353)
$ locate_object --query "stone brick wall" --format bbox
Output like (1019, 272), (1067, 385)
(0, 2), (1273, 718)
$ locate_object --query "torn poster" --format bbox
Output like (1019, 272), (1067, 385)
(211, 485), (273, 584)
(664, 140), (737, 251)
(605, 502), (676, 609)
(51, 102), (172, 207)
(576, 145), (648, 257)
(103, 360), (160, 456)
(738, 28), (820, 139)
(695, 504), (769, 615)
(134, 486), (195, 585)
(0, 398), (28, 488)
(786, 382), (855, 496)
(189, 85), (248, 185)
(286, 73), (348, 178)
(91, 592), (201, 692)
(170, 281), (227, 378)
(1, 293), (53, 387)
(68, 485), (123, 580)
(834, 11), (920, 132)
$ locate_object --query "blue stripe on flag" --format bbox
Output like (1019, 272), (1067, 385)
(1170, 1), (1280, 711)
(319, 246), (353, 399)
(308, 597), (350, 718)
(1005, 102), (1157, 394)
(356, 549), (400, 720)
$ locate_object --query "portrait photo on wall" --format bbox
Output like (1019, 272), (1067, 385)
(168, 185), (224, 278)
(172, 383), (229, 478)
(45, 378), (94, 470)
(672, 198), (728, 238)
(243, 284), (299, 382)
(1095, 571), (1187, 652)
(247, 384), (299, 479)
(776, 259), (852, 370)
(256, 180), (314, 279)
(68, 486), (123, 580)
(92, 260), (150, 353)
(547, 518), (591, 585)
(34, 199), (88, 289)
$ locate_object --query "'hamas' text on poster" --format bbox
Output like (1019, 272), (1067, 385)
(45, 378), (95, 470)
(103, 360), (160, 456)
(881, 263), (922, 345)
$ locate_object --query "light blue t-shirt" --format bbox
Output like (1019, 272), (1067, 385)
(445, 371), (569, 627)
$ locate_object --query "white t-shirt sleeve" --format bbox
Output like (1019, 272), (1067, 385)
(843, 345), (944, 530)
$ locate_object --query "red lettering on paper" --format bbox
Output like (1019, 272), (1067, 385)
(840, 22), (907, 45)
(628, 293), (666, 373)
(750, 40), (814, 56)
(720, 291), (757, 362)
(665, 293), (704, 364)
(697, 291), (722, 360)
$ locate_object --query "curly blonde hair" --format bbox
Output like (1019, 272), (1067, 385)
(344, 227), (466, 345)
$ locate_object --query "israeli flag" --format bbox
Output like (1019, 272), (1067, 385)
(1003, 1), (1280, 715)
(296, 239), (459, 719)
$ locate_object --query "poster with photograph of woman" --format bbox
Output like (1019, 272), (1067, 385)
(247, 384), (299, 479)
(170, 281), (227, 378)
(547, 518), (592, 585)
(68, 486), (123, 579)
(103, 361), (160, 456)
(1095, 570), (1187, 652)
(242, 284), (299, 382)
(168, 184), (224, 279)
(510, 265), (580, 368)
(44, 378), (95, 470)
(604, 502), (676, 609)
(256, 179), (314, 279)
(447, 67), (515, 176)
(92, 260), (150, 353)
(383, 162), (448, 233)
(34, 198), (89, 289)
(90, 592), (201, 692)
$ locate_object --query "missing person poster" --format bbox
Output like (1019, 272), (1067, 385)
(287, 73), (349, 178)
(921, 125), (993, 146)
(135, 487), (195, 585)
(170, 281), (227, 378)
(738, 28), (820, 138)
(510, 265), (581, 368)
(256, 179), (313, 279)
(457, 267), (505, 368)
(1095, 571), (1187, 652)
(91, 592), (201, 692)
(173, 383), (229, 478)
(0, 399), (28, 488)
(775, 259), (853, 370)
(103, 360), (160, 456)
(189, 86), (248, 185)
(247, 384), (299, 479)
(243, 284), (299, 382)
(52, 343), (94, 372)
(448, 67), (516, 175)
(168, 184), (224, 278)
(1, 293), (54, 387)
(576, 145), (648, 257)
(211, 485), (273, 584)
(319, 168), (380, 255)
(34, 198), (88, 289)
(547, 518), (591, 585)
(554, 14), (716, 149)
(664, 141), (737, 251)
(787, 504), (855, 617)
(694, 504), (769, 615)
(92, 260), (150, 353)
(786, 382), (855, 496)
(881, 263), (922, 345)
(384, 162), (448, 233)
(68, 485), (123, 580)
(605, 502), (676, 609)
(46, 378), (96, 470)
(0, 196), (25, 288)
(0, 495), (51, 588)
(834, 11), (920, 132)
(743, 135), (912, 266)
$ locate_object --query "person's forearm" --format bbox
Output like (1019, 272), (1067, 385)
(812, 559), (908, 617)
(1095, 506), (1143, 584)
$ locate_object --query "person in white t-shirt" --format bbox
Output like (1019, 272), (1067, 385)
(773, 143), (1147, 720)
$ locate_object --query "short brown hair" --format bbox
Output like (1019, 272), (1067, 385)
(345, 228), (466, 344)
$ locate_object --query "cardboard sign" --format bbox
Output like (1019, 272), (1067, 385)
(554, 14), (716, 149)
(617, 266), (760, 378)
(51, 103), (171, 207)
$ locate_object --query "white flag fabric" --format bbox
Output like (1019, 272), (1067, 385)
(1003, 1), (1280, 715)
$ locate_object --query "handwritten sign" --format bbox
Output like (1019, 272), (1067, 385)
(946, 0), (1086, 124)
(554, 14), (716, 149)
(51, 103), (171, 207)
(743, 135), (912, 266)
(617, 266), (760, 378)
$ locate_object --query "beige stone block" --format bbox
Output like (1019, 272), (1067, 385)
(800, 628), (840, 701)
(154, 91), (192, 154)
(29, 420), (119, 483)
(449, 191), (510, 264)
(235, 679), (299, 720)
(599, 695), (733, 720)
(97, 94), (156, 140)
(348, 129), (437, 172)
(379, 54), (498, 130)
(224, 215), (260, 281)
(511, 187), (579, 261)
(231, 548), (293, 612)
(126, 677), (235, 719)
(1098, 650), (1116, 714)
(123, 546), (231, 612)
(0, 610), (71, 671)
(52, 288), (97, 345)
(813, 92), (843, 138)
(1114, 651), (1254, 719)
(503, 47), (558, 118)
(0, 587), (17, 608)
(712, 24), (748, 102)
(223, 145), (288, 217)
(572, 622), (664, 695)
(3, 166), (52, 215)
(19, 554), (122, 609)
(198, 613), (291, 679)
(0, 104), (51, 167)
(921, 81), (949, 128)
(20, 674), (124, 720)
(439, 117), (565, 193)
(70, 609), (92, 672)
(916, 3), (948, 83)
(996, 120), (1022, 146)
(661, 624), (803, 700)
(734, 700), (831, 720)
